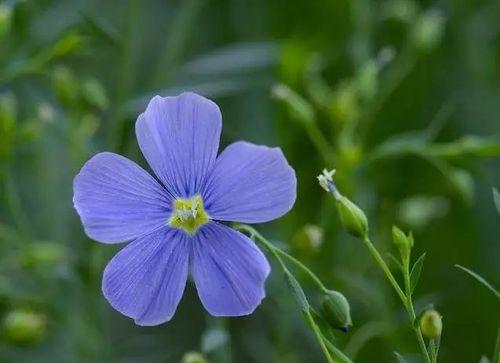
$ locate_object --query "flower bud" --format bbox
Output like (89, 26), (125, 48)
(320, 290), (352, 332)
(293, 224), (323, 253)
(420, 309), (442, 339)
(336, 195), (368, 239)
(317, 169), (368, 238)
(392, 226), (414, 260)
(3, 310), (46, 345)
(411, 10), (444, 53)
(182, 352), (207, 363)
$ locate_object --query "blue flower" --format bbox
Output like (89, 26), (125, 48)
(73, 92), (296, 325)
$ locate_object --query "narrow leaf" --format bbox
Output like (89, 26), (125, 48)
(455, 265), (500, 301)
(284, 270), (310, 312)
(410, 253), (426, 295)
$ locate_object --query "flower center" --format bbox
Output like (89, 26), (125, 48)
(168, 195), (209, 234)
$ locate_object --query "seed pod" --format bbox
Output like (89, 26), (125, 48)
(420, 309), (442, 339)
(320, 290), (352, 332)
(336, 195), (369, 239)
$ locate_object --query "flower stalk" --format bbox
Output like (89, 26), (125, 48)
(235, 224), (353, 363)
(319, 169), (434, 363)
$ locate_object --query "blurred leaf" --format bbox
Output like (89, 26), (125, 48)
(478, 356), (491, 363)
(181, 42), (279, 76)
(201, 327), (228, 354)
(493, 188), (500, 215)
(410, 253), (426, 295)
(394, 351), (409, 363)
(272, 84), (315, 125)
(455, 265), (500, 301)
(398, 195), (449, 230)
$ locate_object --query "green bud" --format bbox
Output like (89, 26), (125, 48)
(3, 310), (46, 345)
(320, 290), (352, 332)
(0, 3), (12, 39)
(317, 169), (368, 238)
(411, 10), (444, 53)
(420, 309), (442, 339)
(336, 195), (368, 239)
(392, 226), (414, 260)
(293, 224), (323, 253)
(182, 352), (207, 363)
(0, 92), (17, 159)
(82, 79), (109, 110)
(52, 66), (79, 107)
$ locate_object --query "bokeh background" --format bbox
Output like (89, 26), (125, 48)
(0, 0), (499, 362)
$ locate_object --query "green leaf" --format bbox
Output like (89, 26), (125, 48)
(493, 188), (500, 215)
(394, 352), (409, 363)
(455, 265), (500, 301)
(284, 270), (310, 312)
(410, 253), (426, 295)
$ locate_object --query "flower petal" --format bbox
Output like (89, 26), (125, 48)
(135, 92), (222, 198)
(192, 222), (270, 316)
(102, 227), (190, 326)
(203, 141), (296, 223)
(73, 152), (171, 244)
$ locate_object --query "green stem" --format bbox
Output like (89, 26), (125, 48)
(403, 257), (432, 363)
(362, 235), (431, 363)
(362, 236), (407, 304)
(429, 339), (437, 363)
(493, 325), (499, 363)
(322, 336), (356, 363)
(235, 224), (328, 293)
(235, 224), (345, 363)
(304, 311), (336, 363)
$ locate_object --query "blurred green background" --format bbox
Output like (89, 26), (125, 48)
(0, 0), (499, 362)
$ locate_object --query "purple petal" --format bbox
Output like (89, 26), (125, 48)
(192, 222), (270, 316)
(73, 152), (171, 244)
(102, 227), (189, 326)
(135, 92), (222, 198)
(202, 141), (296, 223)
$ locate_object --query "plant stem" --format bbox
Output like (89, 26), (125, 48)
(362, 236), (431, 363)
(362, 236), (407, 304)
(234, 224), (346, 363)
(235, 224), (328, 293)
(403, 253), (432, 363)
(304, 311), (337, 363)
